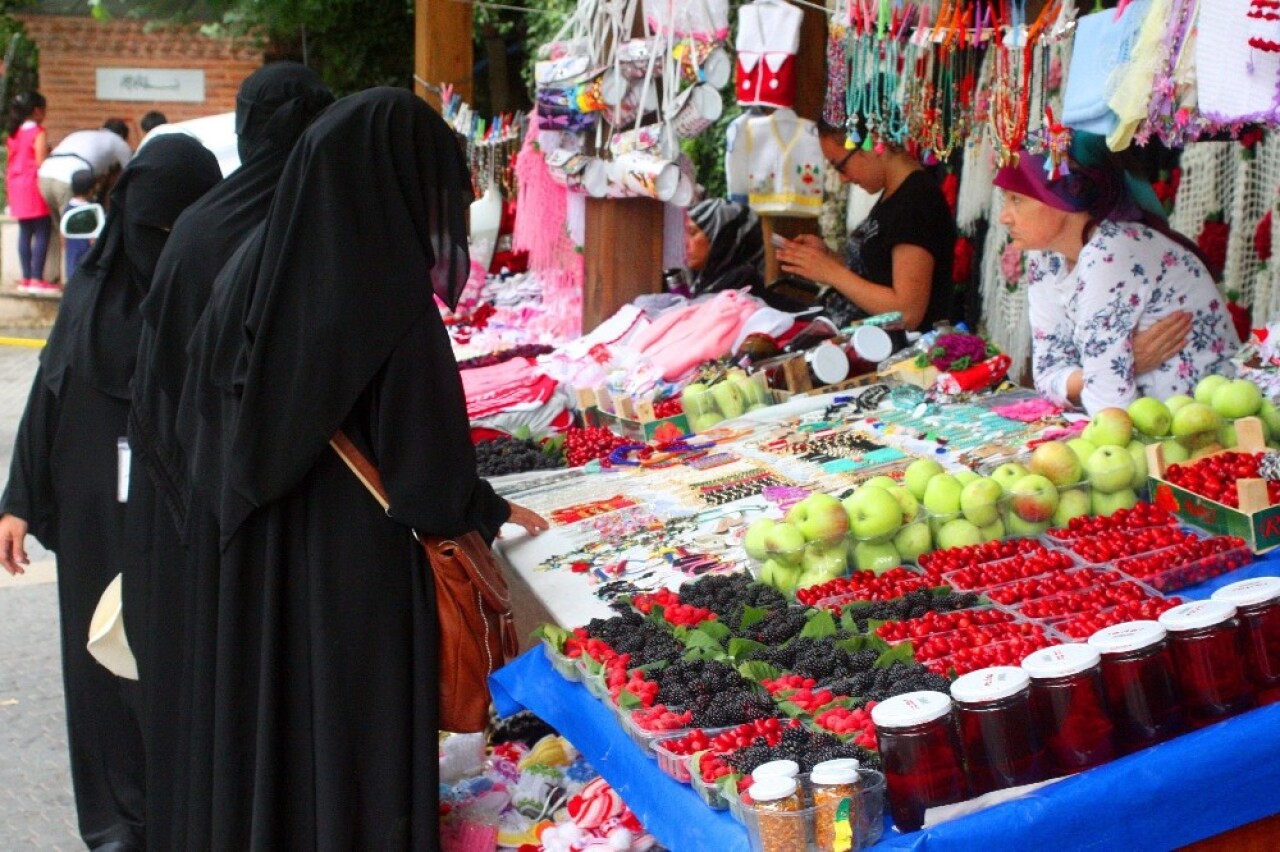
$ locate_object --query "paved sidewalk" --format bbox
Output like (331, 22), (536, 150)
(0, 338), (81, 850)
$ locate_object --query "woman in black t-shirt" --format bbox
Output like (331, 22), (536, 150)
(776, 122), (955, 332)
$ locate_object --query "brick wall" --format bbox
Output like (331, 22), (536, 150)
(15, 15), (264, 148)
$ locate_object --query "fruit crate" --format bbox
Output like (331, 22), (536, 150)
(573, 657), (610, 701)
(689, 760), (731, 810)
(541, 641), (582, 682)
(1147, 416), (1280, 553)
(619, 706), (694, 755)
(582, 404), (691, 444)
(1113, 540), (1254, 594)
(651, 728), (735, 784)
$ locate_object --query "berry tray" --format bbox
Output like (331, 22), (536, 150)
(983, 568), (1122, 606)
(1114, 541), (1254, 593)
(1054, 525), (1205, 567)
(690, 764), (731, 810)
(1043, 596), (1187, 640)
(542, 641), (582, 682)
(940, 549), (1078, 593)
(619, 706), (694, 755)
(921, 631), (1061, 676)
(875, 605), (1011, 646)
(651, 728), (734, 784)
(573, 657), (610, 701)
(1009, 578), (1164, 622)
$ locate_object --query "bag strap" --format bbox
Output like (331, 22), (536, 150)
(330, 430), (390, 512)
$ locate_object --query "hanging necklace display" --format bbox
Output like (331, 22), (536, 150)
(989, 0), (1060, 163)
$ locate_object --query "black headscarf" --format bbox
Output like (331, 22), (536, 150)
(41, 134), (221, 399)
(183, 87), (473, 540)
(131, 63), (333, 521)
(689, 198), (764, 294)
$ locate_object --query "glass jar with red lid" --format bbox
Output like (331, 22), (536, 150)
(1158, 600), (1254, 727)
(949, 666), (1045, 795)
(1021, 643), (1115, 774)
(1088, 621), (1183, 753)
(871, 690), (968, 832)
(1212, 576), (1280, 706)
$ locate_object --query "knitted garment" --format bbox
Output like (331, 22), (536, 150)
(734, 0), (803, 109)
(726, 109), (824, 218)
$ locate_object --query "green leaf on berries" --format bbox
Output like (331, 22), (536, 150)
(533, 623), (570, 653)
(800, 610), (838, 639)
(727, 638), (766, 661)
(776, 699), (808, 719)
(682, 645), (724, 662)
(874, 642), (916, 668)
(865, 618), (888, 633)
(646, 605), (668, 628)
(834, 636), (872, 655)
(616, 689), (643, 710)
(839, 609), (859, 633)
(698, 620), (731, 641)
(514, 425), (534, 441)
(737, 605), (769, 631)
(737, 660), (782, 683)
(685, 627), (726, 653)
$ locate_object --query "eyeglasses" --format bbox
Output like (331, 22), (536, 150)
(831, 146), (857, 173)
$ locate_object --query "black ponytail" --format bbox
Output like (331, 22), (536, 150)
(7, 91), (46, 138)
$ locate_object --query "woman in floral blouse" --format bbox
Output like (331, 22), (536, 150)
(996, 148), (1238, 414)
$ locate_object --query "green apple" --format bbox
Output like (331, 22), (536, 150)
(960, 477), (1004, 526)
(979, 517), (1006, 542)
(680, 382), (712, 415)
(1006, 514), (1051, 537)
(852, 540), (902, 574)
(688, 412), (725, 432)
(885, 485), (920, 525)
(1128, 396), (1173, 438)
(842, 486), (903, 543)
(893, 522), (933, 563)
(1008, 474), (1060, 522)
(743, 518), (776, 560)
(710, 380), (745, 420)
(798, 540), (849, 586)
(1260, 400), (1280, 436)
(1159, 438), (1190, 464)
(1067, 438), (1097, 466)
(1052, 488), (1092, 528)
(1085, 445), (1136, 494)
(759, 557), (802, 593)
(763, 522), (806, 561)
(785, 493), (849, 544)
(1165, 394), (1195, 415)
(862, 475), (900, 492)
(936, 518), (984, 550)
(923, 474), (964, 516)
(1092, 488), (1139, 517)
(953, 470), (980, 486)
(1082, 407), (1134, 447)
(730, 373), (769, 409)
(1126, 440), (1149, 490)
(991, 462), (1030, 493)
(1218, 422), (1237, 449)
(1029, 440), (1084, 486)
(903, 458), (946, 500)
(1211, 378), (1263, 419)
(1172, 402), (1223, 449)
(1194, 374), (1230, 406)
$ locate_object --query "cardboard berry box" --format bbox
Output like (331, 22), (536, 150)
(1146, 416), (1280, 553)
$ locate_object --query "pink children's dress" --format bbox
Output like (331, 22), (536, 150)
(6, 120), (49, 220)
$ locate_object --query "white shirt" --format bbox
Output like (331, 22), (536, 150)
(1028, 220), (1239, 414)
(38, 129), (133, 184)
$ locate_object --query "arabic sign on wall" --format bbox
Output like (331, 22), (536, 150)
(96, 68), (205, 103)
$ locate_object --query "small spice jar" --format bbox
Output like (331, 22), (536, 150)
(1159, 600), (1255, 727)
(1212, 576), (1280, 706)
(950, 666), (1045, 795)
(1021, 643), (1115, 774)
(747, 775), (806, 852)
(741, 758), (802, 810)
(871, 690), (968, 833)
(1089, 621), (1183, 752)
(811, 759), (861, 851)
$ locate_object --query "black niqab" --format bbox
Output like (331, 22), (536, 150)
(185, 87), (473, 542)
(41, 134), (221, 399)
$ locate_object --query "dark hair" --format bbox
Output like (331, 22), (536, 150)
(70, 169), (96, 197)
(7, 91), (46, 138)
(140, 110), (168, 133)
(102, 118), (129, 141)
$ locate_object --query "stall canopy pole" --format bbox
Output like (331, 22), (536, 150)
(416, 0), (474, 109)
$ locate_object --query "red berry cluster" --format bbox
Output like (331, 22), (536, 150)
(1052, 597), (1186, 639)
(912, 622), (1049, 662)
(562, 627), (590, 659)
(696, 718), (801, 783)
(876, 608), (1014, 642)
(943, 550), (1075, 592)
(796, 568), (932, 607)
(652, 397), (684, 419)
(1067, 527), (1200, 564)
(574, 636), (625, 665)
(659, 727), (723, 757)
(922, 634), (1055, 675)
(987, 570), (1122, 605)
(1046, 502), (1174, 541)
(918, 537), (1049, 572)
(632, 704), (694, 732)
(761, 673), (817, 695)
(779, 687), (841, 715)
(1115, 536), (1250, 592)
(607, 662), (659, 707)
(632, 588), (717, 627)
(1164, 452), (1280, 508)
(1016, 581), (1156, 619)
(813, 703), (878, 747)
(563, 425), (630, 467)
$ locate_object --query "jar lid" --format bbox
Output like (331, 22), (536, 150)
(853, 325), (894, 362)
(1212, 576), (1280, 608)
(1158, 599), (1237, 632)
(807, 341), (850, 385)
(870, 690), (952, 727)
(1021, 643), (1101, 679)
(811, 763), (860, 786)
(811, 758), (860, 775)
(749, 775), (798, 802)
(1088, 620), (1166, 654)
(950, 666), (1031, 704)
(751, 759), (800, 780)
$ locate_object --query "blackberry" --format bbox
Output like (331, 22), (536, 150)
(678, 573), (787, 622)
(744, 608), (809, 645)
(475, 435), (566, 476)
(490, 710), (558, 747)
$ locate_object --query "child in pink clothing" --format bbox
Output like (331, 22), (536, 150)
(5, 91), (53, 293)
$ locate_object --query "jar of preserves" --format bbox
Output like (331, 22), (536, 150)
(1088, 621), (1182, 752)
(871, 690), (968, 832)
(1021, 643), (1115, 774)
(950, 666), (1045, 795)
(1212, 576), (1280, 706)
(811, 760), (861, 851)
(1159, 600), (1254, 727)
(747, 775), (806, 852)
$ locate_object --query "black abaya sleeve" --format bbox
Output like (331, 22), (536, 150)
(365, 312), (511, 541)
(1, 364), (62, 550)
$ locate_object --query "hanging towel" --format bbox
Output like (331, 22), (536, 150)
(1062, 0), (1154, 135)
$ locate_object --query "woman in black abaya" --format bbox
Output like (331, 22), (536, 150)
(126, 62), (332, 851)
(0, 134), (220, 852)
(180, 88), (546, 849)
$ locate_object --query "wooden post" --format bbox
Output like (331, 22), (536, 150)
(415, 0), (473, 109)
(583, 197), (665, 332)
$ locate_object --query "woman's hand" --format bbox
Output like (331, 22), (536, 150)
(776, 234), (847, 285)
(501, 502), (549, 537)
(1133, 311), (1192, 375)
(0, 514), (30, 576)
